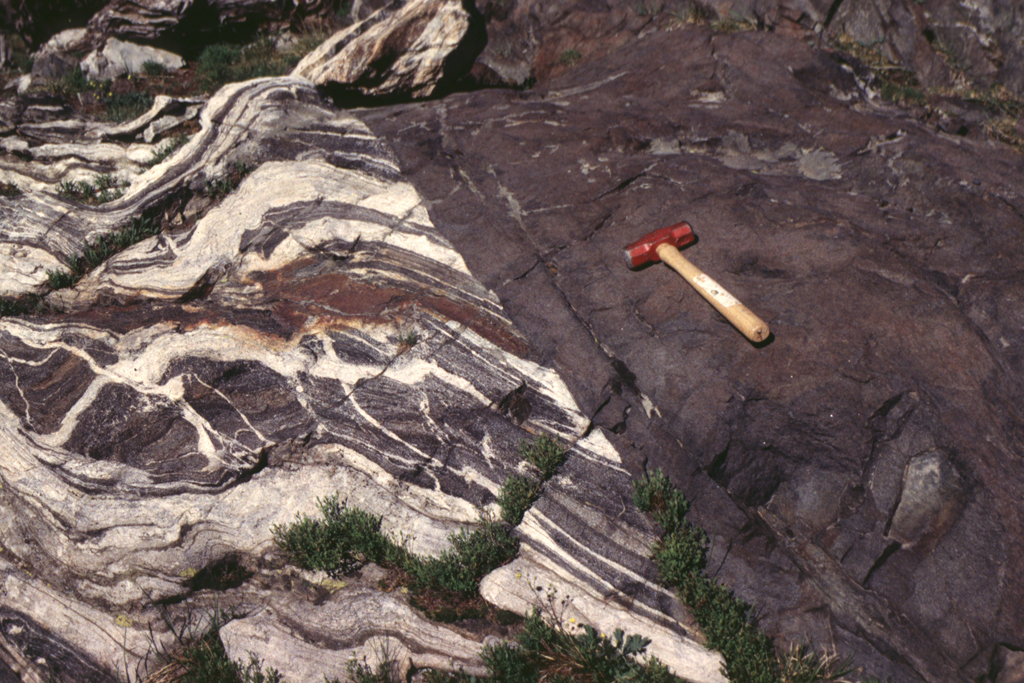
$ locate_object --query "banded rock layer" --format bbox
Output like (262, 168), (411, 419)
(0, 78), (722, 683)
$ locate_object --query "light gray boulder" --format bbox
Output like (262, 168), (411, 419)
(80, 37), (184, 81)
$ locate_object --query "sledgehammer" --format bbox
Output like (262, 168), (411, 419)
(623, 222), (770, 342)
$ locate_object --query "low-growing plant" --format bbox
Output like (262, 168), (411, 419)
(0, 181), (21, 198)
(47, 66), (91, 98)
(635, 471), (779, 681)
(145, 133), (191, 168)
(0, 296), (43, 318)
(427, 610), (678, 683)
(709, 13), (760, 32)
(274, 496), (518, 621)
(205, 161), (253, 198)
(194, 33), (320, 93)
(406, 519), (519, 596)
(342, 638), (403, 683)
(778, 643), (851, 683)
(46, 216), (160, 289)
(196, 43), (244, 88)
(519, 435), (567, 479)
(142, 60), (169, 76)
(632, 470), (689, 534)
(146, 609), (284, 683)
(497, 473), (541, 525)
(56, 174), (127, 205)
(558, 49), (582, 67)
(46, 268), (77, 290)
(272, 493), (399, 577)
(101, 90), (154, 123)
(650, 521), (707, 587)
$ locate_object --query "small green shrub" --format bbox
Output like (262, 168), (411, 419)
(632, 470), (689, 534)
(56, 174), (127, 205)
(150, 610), (283, 683)
(142, 60), (168, 76)
(195, 34), (318, 93)
(407, 520), (519, 595)
(498, 474), (541, 525)
(145, 133), (190, 168)
(205, 161), (253, 198)
(443, 610), (678, 683)
(103, 90), (154, 122)
(651, 522), (707, 587)
(520, 435), (567, 480)
(634, 470), (782, 683)
(46, 216), (160, 290)
(558, 49), (582, 66)
(272, 494), (399, 577)
(0, 181), (21, 198)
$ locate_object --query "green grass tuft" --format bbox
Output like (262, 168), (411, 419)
(0, 182), (22, 198)
(273, 495), (517, 615)
(634, 470), (781, 683)
(142, 60), (169, 76)
(428, 609), (678, 683)
(558, 49), (582, 67)
(56, 174), (127, 205)
(632, 470), (689, 534)
(149, 610), (283, 683)
(272, 494), (399, 577)
(145, 133), (191, 168)
(46, 216), (160, 290)
(497, 474), (541, 525)
(519, 435), (567, 480)
(47, 66), (92, 98)
(194, 33), (324, 93)
(205, 161), (253, 198)
(103, 90), (154, 122)
(406, 520), (519, 596)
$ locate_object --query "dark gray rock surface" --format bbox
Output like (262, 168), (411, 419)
(359, 21), (1024, 683)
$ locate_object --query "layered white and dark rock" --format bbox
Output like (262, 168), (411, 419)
(292, 0), (483, 99)
(0, 78), (724, 683)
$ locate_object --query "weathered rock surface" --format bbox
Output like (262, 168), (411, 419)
(359, 19), (1024, 683)
(80, 38), (185, 81)
(292, 0), (484, 99)
(702, 0), (1024, 97)
(3, 1), (1024, 682)
(0, 76), (721, 683)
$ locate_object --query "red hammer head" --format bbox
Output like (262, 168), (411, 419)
(623, 222), (695, 269)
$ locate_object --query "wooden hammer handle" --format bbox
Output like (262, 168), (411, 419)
(655, 243), (770, 342)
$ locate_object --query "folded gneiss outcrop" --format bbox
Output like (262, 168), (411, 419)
(0, 77), (720, 683)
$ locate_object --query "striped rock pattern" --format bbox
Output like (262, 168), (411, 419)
(0, 78), (723, 683)
(291, 0), (477, 98)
